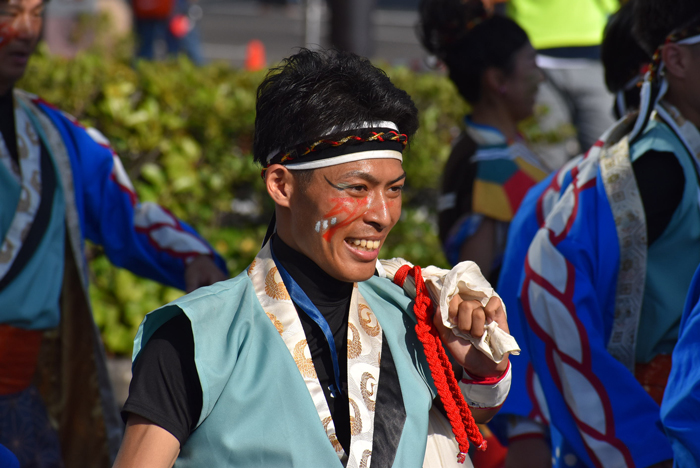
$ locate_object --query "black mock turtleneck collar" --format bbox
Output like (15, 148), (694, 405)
(271, 234), (353, 306)
(0, 87), (19, 165)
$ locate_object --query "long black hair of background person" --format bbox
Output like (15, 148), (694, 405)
(600, 0), (650, 118)
(417, 0), (529, 105)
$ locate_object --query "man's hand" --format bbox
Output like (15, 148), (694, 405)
(184, 255), (227, 293)
(433, 295), (510, 378)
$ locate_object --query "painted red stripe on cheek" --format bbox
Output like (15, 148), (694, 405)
(321, 197), (369, 242)
(0, 24), (19, 50)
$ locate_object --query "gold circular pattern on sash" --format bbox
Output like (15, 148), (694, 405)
(25, 120), (39, 145)
(293, 339), (316, 378)
(349, 398), (362, 436)
(16, 188), (31, 213)
(347, 323), (362, 359)
(358, 304), (380, 337)
(360, 450), (372, 468)
(265, 312), (284, 335)
(17, 134), (28, 160)
(265, 267), (290, 300)
(247, 259), (257, 276)
(323, 416), (344, 454)
(360, 372), (377, 412)
(0, 240), (14, 263)
(30, 171), (41, 193)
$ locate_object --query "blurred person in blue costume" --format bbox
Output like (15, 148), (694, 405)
(418, 0), (548, 287)
(487, 2), (652, 467)
(113, 48), (521, 468)
(0, 0), (227, 466)
(510, 0), (700, 466)
(661, 264), (700, 467)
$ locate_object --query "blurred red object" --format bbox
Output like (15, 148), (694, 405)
(169, 14), (190, 38)
(245, 39), (266, 71)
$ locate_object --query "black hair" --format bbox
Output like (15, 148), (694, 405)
(418, 0), (529, 104)
(253, 48), (419, 166)
(633, 0), (700, 55)
(602, 1), (649, 94)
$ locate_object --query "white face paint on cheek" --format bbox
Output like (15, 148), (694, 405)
(315, 221), (321, 233)
(331, 217), (337, 225)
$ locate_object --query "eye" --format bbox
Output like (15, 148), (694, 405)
(347, 184), (367, 193)
(389, 184), (404, 193)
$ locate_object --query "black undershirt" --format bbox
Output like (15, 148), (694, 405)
(122, 234), (355, 452)
(0, 88), (19, 165)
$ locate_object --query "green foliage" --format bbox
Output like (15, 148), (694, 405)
(19, 44), (469, 355)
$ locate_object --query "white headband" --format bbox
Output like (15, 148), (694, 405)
(264, 120), (400, 166)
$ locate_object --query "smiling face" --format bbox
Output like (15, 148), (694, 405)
(0, 0), (43, 94)
(272, 158), (405, 283)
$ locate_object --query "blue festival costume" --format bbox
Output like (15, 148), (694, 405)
(0, 90), (225, 468)
(661, 264), (700, 467)
(519, 104), (700, 467)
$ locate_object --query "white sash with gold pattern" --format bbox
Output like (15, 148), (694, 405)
(248, 242), (383, 468)
(0, 97), (43, 279)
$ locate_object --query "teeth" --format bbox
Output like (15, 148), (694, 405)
(348, 239), (381, 251)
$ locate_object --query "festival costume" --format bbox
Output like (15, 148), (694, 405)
(0, 89), (226, 468)
(661, 264), (700, 467)
(438, 118), (547, 275)
(131, 242), (516, 468)
(518, 99), (700, 467)
(127, 119), (519, 467)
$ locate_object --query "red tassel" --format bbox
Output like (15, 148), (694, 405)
(393, 265), (486, 464)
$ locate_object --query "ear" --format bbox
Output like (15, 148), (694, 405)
(265, 164), (295, 208)
(482, 67), (507, 96)
(662, 42), (691, 80)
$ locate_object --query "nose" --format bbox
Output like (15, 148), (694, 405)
(364, 191), (395, 231)
(12, 10), (40, 40)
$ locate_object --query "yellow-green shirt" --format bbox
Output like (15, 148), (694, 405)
(507, 0), (620, 50)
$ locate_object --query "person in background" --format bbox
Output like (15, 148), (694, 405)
(0, 0), (227, 465)
(487, 2), (653, 467)
(600, 0), (650, 119)
(517, 0), (700, 465)
(419, 0), (547, 286)
(661, 263), (700, 467)
(132, 0), (204, 64)
(503, 0), (619, 166)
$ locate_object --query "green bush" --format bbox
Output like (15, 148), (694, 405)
(19, 43), (469, 355)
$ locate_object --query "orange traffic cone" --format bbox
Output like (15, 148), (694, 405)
(245, 39), (266, 71)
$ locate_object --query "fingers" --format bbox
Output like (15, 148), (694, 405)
(448, 297), (488, 338)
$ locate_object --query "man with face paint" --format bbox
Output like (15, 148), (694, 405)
(114, 49), (519, 468)
(514, 0), (700, 467)
(0, 0), (227, 467)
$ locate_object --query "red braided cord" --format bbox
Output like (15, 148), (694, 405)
(393, 265), (486, 463)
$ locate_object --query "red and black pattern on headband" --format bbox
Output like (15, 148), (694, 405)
(649, 20), (700, 81)
(260, 128), (408, 177)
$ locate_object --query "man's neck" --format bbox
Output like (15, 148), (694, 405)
(664, 88), (700, 132)
(470, 99), (518, 142)
(271, 235), (353, 306)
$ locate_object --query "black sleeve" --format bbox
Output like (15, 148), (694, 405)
(632, 150), (686, 246)
(121, 313), (203, 446)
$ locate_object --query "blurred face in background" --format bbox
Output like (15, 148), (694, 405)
(0, 0), (44, 93)
(501, 43), (543, 122)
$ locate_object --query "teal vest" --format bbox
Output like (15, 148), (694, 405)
(133, 272), (438, 467)
(630, 119), (700, 363)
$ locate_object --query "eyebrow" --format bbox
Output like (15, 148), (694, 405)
(326, 170), (406, 187)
